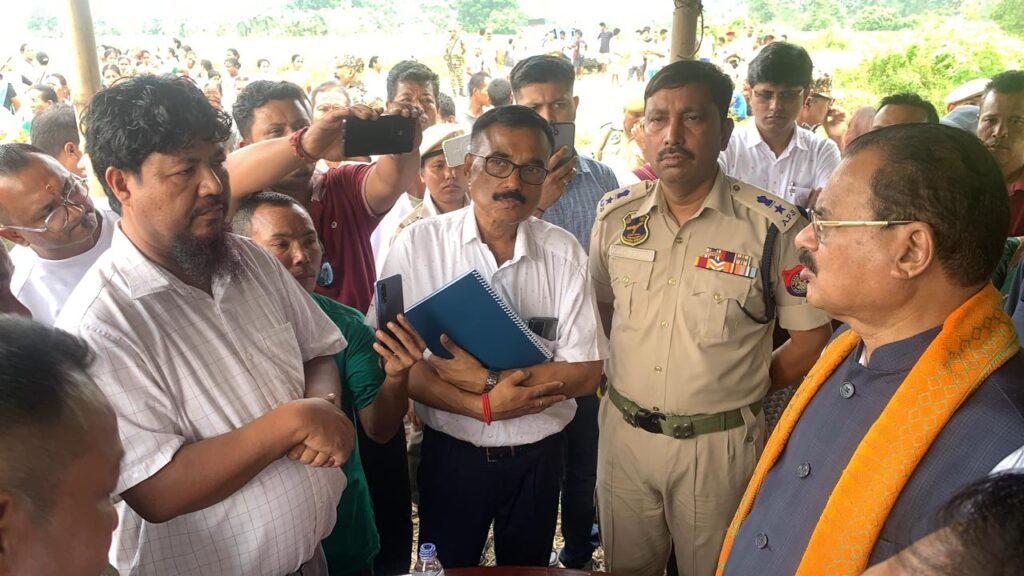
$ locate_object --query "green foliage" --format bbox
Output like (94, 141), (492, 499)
(287, 0), (342, 8)
(455, 0), (526, 35)
(856, 34), (1006, 109)
(142, 18), (164, 36)
(747, 0), (776, 22)
(851, 6), (916, 30)
(800, 0), (842, 31)
(991, 0), (1024, 37)
(25, 8), (58, 35)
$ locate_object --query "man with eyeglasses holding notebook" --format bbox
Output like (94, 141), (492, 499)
(0, 143), (118, 324)
(372, 105), (607, 569)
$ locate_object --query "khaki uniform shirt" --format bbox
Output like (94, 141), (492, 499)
(589, 172), (829, 414)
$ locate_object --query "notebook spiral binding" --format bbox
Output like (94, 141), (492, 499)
(471, 270), (553, 358)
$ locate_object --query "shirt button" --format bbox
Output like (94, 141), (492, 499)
(713, 293), (723, 303)
(668, 278), (677, 286)
(245, 352), (253, 360)
(797, 462), (811, 478)
(674, 237), (683, 244)
(660, 321), (668, 328)
(840, 381), (856, 399)
(654, 365), (663, 373)
(755, 532), (769, 549)
(622, 276), (631, 284)
(745, 434), (755, 444)
(330, 221), (338, 229)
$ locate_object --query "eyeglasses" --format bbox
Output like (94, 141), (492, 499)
(752, 88), (805, 105)
(468, 153), (549, 186)
(807, 209), (915, 244)
(0, 174), (89, 233)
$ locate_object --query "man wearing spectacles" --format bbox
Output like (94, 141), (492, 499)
(719, 124), (1024, 575)
(591, 59), (832, 576)
(0, 143), (117, 325)
(719, 42), (841, 209)
(372, 105), (607, 569)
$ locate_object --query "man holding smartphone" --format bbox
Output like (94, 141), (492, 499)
(509, 54), (625, 570)
(227, 80), (423, 314)
(228, 79), (425, 576)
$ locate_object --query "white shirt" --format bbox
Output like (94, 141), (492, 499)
(10, 208), (118, 325)
(371, 192), (420, 277)
(720, 121), (841, 208)
(56, 227), (347, 576)
(373, 207), (608, 447)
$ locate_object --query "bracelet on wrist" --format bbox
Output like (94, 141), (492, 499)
(482, 393), (493, 426)
(289, 126), (318, 164)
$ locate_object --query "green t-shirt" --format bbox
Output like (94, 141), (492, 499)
(313, 293), (383, 575)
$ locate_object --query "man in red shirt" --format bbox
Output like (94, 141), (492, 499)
(227, 80), (423, 313)
(977, 71), (1024, 236)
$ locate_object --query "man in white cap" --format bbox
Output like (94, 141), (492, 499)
(378, 123), (470, 270)
(944, 78), (989, 113)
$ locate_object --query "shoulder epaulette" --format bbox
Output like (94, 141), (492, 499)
(730, 178), (804, 233)
(596, 180), (653, 221)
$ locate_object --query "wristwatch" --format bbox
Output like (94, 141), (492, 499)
(484, 369), (500, 392)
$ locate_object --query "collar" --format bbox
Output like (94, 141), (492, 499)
(459, 206), (538, 263)
(855, 325), (942, 373)
(635, 170), (736, 220)
(575, 154), (596, 175)
(744, 120), (805, 153)
(422, 191), (469, 217)
(1009, 166), (1024, 194)
(111, 225), (190, 300)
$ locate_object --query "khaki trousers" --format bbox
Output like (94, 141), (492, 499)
(597, 396), (764, 576)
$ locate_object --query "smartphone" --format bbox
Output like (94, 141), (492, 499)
(527, 317), (558, 341)
(374, 274), (404, 340)
(344, 115), (416, 157)
(551, 122), (577, 159)
(443, 133), (472, 167)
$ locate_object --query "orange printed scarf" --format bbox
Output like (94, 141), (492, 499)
(717, 285), (1019, 576)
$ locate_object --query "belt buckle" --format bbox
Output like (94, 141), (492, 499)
(672, 420), (695, 439)
(485, 446), (514, 463)
(634, 409), (666, 434)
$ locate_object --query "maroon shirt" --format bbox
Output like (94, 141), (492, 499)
(1008, 169), (1024, 237)
(309, 163), (382, 313)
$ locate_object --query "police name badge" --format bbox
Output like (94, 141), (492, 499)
(783, 264), (808, 296)
(621, 211), (651, 246)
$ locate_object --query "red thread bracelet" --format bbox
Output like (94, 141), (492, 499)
(482, 393), (492, 425)
(289, 126), (317, 164)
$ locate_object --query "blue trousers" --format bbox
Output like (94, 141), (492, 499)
(559, 393), (601, 568)
(418, 427), (564, 568)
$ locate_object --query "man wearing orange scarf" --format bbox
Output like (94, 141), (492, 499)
(718, 123), (1024, 576)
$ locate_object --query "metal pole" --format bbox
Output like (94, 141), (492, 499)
(65, 0), (101, 114)
(671, 0), (701, 62)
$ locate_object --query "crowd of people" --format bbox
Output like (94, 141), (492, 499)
(1, 17), (1024, 576)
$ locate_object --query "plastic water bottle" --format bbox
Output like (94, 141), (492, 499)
(412, 543), (445, 576)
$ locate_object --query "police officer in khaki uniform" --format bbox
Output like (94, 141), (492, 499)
(590, 60), (833, 576)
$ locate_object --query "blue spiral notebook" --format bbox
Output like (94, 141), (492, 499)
(404, 269), (553, 371)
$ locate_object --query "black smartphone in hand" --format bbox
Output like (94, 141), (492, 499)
(374, 274), (405, 340)
(344, 115), (416, 157)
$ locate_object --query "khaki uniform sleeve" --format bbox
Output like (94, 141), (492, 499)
(774, 215), (831, 332)
(589, 215), (613, 304)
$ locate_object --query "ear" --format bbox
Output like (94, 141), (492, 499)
(892, 223), (935, 281)
(104, 167), (133, 211)
(238, 139), (249, 148)
(720, 117), (735, 151)
(573, 95), (580, 111)
(0, 227), (29, 247)
(462, 154), (474, 181)
(63, 141), (81, 160)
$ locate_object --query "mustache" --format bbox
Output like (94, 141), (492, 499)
(192, 196), (227, 217)
(492, 191), (526, 204)
(657, 146), (694, 161)
(798, 249), (818, 275)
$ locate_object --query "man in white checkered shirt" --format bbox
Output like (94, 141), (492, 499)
(57, 75), (356, 576)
